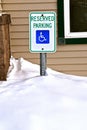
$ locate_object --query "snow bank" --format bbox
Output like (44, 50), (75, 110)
(0, 57), (87, 130)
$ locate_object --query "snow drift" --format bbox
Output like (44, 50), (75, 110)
(0, 57), (87, 130)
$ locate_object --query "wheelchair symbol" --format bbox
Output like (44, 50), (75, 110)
(36, 30), (49, 44)
(38, 32), (46, 42)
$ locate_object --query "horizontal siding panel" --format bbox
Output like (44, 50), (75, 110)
(47, 66), (87, 76)
(3, 3), (56, 11)
(25, 58), (40, 64)
(2, 0), (56, 3)
(11, 51), (87, 58)
(48, 51), (87, 58)
(64, 71), (87, 76)
(6, 10), (57, 18)
(47, 58), (87, 65)
(58, 45), (87, 51)
(12, 52), (39, 59)
(11, 18), (28, 25)
(7, 11), (29, 18)
(11, 46), (29, 52)
(10, 25), (29, 32)
(11, 32), (29, 39)
(11, 39), (29, 46)
(48, 64), (87, 71)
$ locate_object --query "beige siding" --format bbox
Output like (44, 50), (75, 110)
(2, 0), (87, 76)
(0, 0), (2, 11)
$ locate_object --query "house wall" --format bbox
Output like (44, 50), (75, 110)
(2, 0), (87, 76)
(0, 0), (2, 11)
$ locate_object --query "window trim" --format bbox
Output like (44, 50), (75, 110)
(58, 0), (87, 44)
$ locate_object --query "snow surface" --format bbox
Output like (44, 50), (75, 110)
(0, 56), (87, 130)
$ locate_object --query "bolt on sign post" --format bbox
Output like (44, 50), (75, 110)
(29, 11), (56, 76)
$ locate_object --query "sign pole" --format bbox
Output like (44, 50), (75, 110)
(40, 53), (47, 76)
(29, 12), (56, 76)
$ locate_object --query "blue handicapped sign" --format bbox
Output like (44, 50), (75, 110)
(36, 30), (50, 44)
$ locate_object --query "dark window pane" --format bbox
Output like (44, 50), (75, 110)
(70, 0), (87, 32)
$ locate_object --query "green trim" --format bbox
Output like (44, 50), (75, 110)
(29, 12), (31, 52)
(65, 38), (87, 44)
(54, 11), (56, 52)
(58, 0), (64, 38)
(58, 37), (65, 45)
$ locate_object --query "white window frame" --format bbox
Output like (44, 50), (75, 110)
(64, 0), (87, 38)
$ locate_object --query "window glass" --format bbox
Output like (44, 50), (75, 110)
(70, 0), (87, 32)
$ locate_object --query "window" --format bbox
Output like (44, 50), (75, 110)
(58, 0), (87, 44)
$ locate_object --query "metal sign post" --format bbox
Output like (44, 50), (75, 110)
(40, 53), (47, 76)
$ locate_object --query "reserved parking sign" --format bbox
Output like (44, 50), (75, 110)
(29, 11), (56, 53)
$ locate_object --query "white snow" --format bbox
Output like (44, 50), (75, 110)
(0, 56), (87, 130)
